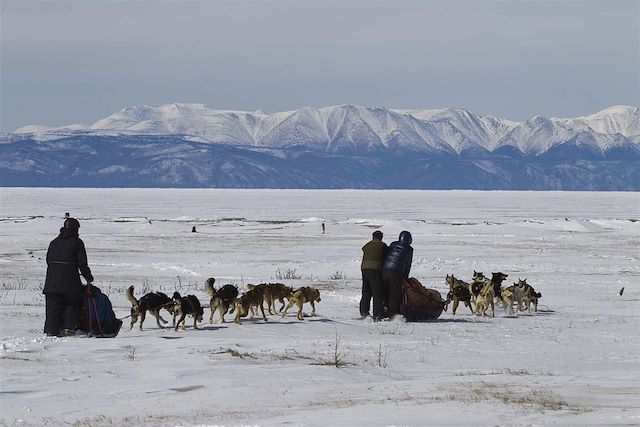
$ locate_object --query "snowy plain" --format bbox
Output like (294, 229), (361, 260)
(0, 188), (638, 427)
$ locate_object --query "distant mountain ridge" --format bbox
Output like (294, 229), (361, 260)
(12, 104), (640, 155)
(3, 104), (640, 190)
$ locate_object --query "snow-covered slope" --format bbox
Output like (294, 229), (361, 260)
(11, 103), (639, 156)
(563, 105), (640, 138)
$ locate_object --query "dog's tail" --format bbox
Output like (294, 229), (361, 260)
(204, 278), (217, 296)
(126, 285), (139, 308)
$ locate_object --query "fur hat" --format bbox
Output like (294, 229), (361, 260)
(63, 217), (80, 231)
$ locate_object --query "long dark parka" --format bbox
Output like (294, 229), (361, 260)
(44, 222), (94, 296)
(43, 218), (94, 335)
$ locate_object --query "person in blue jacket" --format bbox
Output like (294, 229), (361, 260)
(382, 230), (413, 320)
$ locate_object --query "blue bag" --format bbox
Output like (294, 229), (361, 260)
(80, 285), (122, 337)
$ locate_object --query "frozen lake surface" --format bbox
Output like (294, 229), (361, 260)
(1, 189), (639, 426)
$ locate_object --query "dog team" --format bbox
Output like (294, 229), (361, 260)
(445, 270), (542, 318)
(360, 230), (542, 321)
(125, 278), (322, 331)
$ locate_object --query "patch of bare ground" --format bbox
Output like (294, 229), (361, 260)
(436, 381), (590, 413)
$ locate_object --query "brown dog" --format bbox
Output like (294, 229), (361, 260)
(248, 283), (294, 315)
(473, 277), (495, 318)
(516, 279), (542, 313)
(281, 286), (321, 321)
(234, 286), (268, 324)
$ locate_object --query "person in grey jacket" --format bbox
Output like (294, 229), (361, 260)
(382, 230), (413, 319)
(360, 230), (388, 320)
(43, 218), (94, 336)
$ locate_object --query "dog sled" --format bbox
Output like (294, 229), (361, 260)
(400, 277), (446, 321)
(79, 284), (123, 338)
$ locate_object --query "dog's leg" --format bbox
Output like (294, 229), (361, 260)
(278, 298), (287, 313)
(220, 302), (228, 323)
(310, 301), (316, 316)
(281, 300), (295, 318)
(467, 299), (474, 314)
(158, 312), (168, 324)
(235, 307), (242, 324)
(181, 314), (187, 330)
(130, 310), (138, 330)
(193, 316), (199, 330)
(152, 309), (165, 329)
(259, 303), (268, 322)
(452, 299), (459, 315)
(209, 298), (219, 324)
(296, 299), (304, 321)
(139, 310), (147, 331)
(266, 295), (275, 315)
(490, 297), (495, 318)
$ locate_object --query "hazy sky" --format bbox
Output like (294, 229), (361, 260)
(1, 0), (638, 131)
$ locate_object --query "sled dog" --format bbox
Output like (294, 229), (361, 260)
(204, 278), (239, 323)
(234, 287), (268, 325)
(473, 277), (495, 318)
(125, 285), (174, 331)
(516, 279), (542, 313)
(281, 286), (321, 321)
(502, 283), (525, 315)
(445, 274), (474, 315)
(490, 272), (509, 303)
(251, 283), (294, 314)
(172, 292), (204, 331)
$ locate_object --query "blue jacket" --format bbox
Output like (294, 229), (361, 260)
(382, 231), (413, 277)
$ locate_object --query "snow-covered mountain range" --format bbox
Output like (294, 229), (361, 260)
(2, 104), (639, 189)
(11, 103), (640, 156)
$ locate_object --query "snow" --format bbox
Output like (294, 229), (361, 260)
(0, 188), (639, 426)
(9, 104), (639, 156)
(569, 106), (640, 138)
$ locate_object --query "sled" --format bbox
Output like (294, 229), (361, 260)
(400, 277), (445, 321)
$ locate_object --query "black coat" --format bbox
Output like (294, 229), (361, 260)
(44, 228), (94, 298)
(383, 231), (413, 277)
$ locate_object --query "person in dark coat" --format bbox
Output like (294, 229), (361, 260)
(43, 218), (94, 336)
(382, 230), (413, 320)
(360, 230), (388, 320)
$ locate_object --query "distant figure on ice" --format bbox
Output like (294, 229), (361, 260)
(382, 231), (414, 320)
(360, 230), (388, 320)
(43, 218), (94, 337)
(321, 223), (326, 234)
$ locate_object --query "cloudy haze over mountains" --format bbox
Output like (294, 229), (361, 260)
(2, 103), (638, 190)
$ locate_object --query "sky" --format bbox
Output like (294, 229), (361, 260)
(1, 0), (638, 131)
